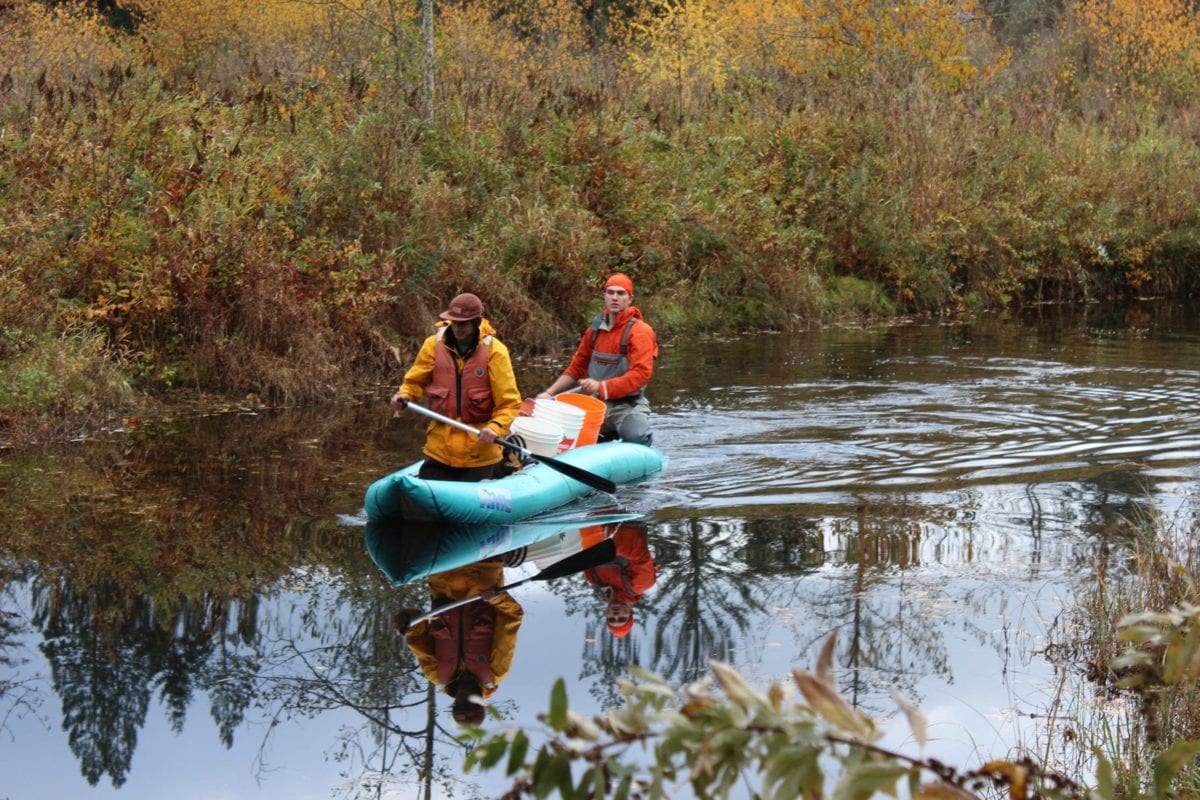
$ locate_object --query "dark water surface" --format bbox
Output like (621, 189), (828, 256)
(3, 302), (1200, 798)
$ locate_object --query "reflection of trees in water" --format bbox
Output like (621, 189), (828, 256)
(571, 518), (772, 708)
(653, 513), (953, 713)
(790, 512), (955, 713)
(14, 523), (481, 798)
(35, 580), (196, 787)
(837, 569), (948, 710)
(650, 520), (769, 682)
(251, 607), (473, 800)
(768, 479), (1137, 714)
(0, 403), (468, 794)
(1, 570), (45, 739)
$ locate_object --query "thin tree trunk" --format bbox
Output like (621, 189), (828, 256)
(422, 0), (435, 120)
(422, 682), (435, 800)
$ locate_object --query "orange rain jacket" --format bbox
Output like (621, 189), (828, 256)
(584, 525), (658, 605)
(398, 318), (521, 468)
(405, 560), (524, 698)
(563, 306), (658, 402)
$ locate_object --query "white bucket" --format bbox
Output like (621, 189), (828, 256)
(508, 416), (564, 458)
(533, 398), (586, 452)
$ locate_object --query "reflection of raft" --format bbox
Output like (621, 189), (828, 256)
(366, 512), (640, 586)
(363, 441), (665, 524)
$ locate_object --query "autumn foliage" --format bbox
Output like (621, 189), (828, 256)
(2, 0), (1200, 437)
(1073, 0), (1200, 102)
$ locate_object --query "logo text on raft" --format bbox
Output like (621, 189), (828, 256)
(477, 486), (513, 513)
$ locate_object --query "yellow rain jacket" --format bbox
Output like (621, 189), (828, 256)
(406, 560), (524, 698)
(398, 318), (521, 468)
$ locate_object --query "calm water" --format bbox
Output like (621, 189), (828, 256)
(3, 302), (1200, 799)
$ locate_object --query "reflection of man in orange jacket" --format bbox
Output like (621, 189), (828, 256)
(404, 559), (524, 725)
(582, 524), (657, 638)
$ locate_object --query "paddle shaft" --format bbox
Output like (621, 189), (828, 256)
(403, 537), (618, 629)
(405, 576), (534, 628)
(400, 400), (617, 494)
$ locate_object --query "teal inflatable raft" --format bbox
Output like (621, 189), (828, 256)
(366, 511), (643, 586)
(363, 441), (665, 524)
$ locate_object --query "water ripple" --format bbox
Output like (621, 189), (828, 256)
(657, 354), (1200, 506)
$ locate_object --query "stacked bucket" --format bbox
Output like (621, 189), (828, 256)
(507, 416), (565, 457)
(511, 393), (607, 454)
(553, 394), (606, 446)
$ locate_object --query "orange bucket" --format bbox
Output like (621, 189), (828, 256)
(555, 393), (606, 446)
(578, 524), (609, 549)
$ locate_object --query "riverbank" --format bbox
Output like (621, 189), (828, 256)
(5, 1), (1200, 443)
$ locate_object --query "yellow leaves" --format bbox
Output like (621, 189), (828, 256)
(503, 0), (594, 74)
(2, 0), (135, 89)
(793, 631), (879, 741)
(890, 688), (928, 751)
(628, 0), (736, 108)
(627, 0), (1002, 97)
(793, 669), (878, 740)
(436, 2), (530, 95)
(978, 761), (1028, 799)
(1072, 0), (1200, 97)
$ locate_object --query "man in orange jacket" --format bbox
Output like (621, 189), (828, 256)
(536, 273), (658, 445)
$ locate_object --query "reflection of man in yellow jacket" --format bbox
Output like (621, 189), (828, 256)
(389, 293), (521, 481)
(405, 559), (524, 725)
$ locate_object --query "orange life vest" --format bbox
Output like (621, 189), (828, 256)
(428, 329), (495, 423)
(430, 602), (496, 687)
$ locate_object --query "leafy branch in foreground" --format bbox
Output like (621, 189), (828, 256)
(462, 631), (1170, 800)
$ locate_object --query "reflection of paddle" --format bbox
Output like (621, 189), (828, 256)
(398, 400), (617, 494)
(394, 537), (618, 632)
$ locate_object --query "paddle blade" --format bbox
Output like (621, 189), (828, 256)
(533, 537), (618, 581)
(517, 447), (618, 494)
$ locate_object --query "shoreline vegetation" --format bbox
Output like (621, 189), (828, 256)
(4, 0), (1200, 446)
(460, 504), (1200, 799)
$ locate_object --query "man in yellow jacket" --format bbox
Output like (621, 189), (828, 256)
(390, 293), (521, 481)
(404, 560), (524, 725)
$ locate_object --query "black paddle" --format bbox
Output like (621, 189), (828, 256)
(398, 400), (617, 494)
(395, 536), (618, 631)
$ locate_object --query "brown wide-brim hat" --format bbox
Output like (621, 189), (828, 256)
(439, 293), (484, 321)
(452, 702), (486, 725)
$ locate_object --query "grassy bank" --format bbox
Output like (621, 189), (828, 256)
(1047, 503), (1200, 793)
(4, 0), (1200, 442)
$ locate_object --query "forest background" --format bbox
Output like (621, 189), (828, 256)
(2, 0), (1199, 442)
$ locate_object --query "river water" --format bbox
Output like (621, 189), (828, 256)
(2, 302), (1199, 798)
